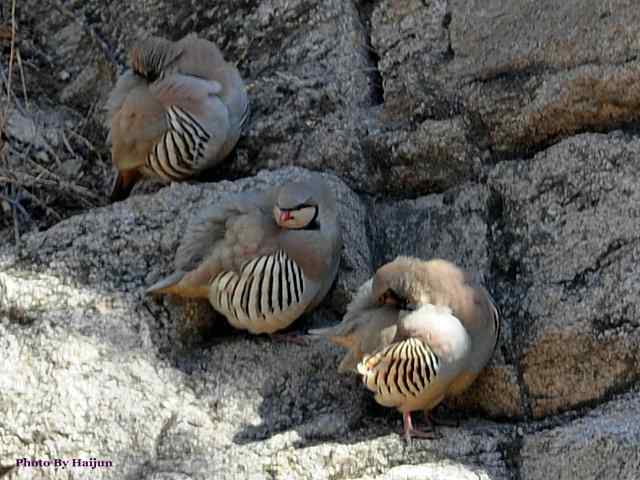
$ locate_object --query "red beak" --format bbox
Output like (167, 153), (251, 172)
(279, 210), (293, 223)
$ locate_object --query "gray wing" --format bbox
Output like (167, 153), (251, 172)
(309, 278), (399, 373)
(175, 189), (270, 273)
(172, 34), (248, 163)
(104, 71), (147, 143)
(151, 73), (230, 172)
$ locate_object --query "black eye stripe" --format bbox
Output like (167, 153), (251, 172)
(277, 204), (317, 212)
(380, 288), (411, 309)
(277, 205), (320, 230)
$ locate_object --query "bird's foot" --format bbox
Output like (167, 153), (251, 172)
(404, 427), (439, 443)
(402, 411), (439, 444)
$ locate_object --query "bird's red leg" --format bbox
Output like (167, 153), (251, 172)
(402, 411), (437, 443)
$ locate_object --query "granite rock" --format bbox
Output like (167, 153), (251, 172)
(490, 133), (640, 417)
(521, 391), (640, 480)
(3, 0), (640, 478)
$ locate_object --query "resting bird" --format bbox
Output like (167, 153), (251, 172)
(310, 257), (500, 442)
(105, 33), (249, 201)
(147, 176), (342, 336)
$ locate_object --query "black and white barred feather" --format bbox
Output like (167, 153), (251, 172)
(145, 106), (211, 181)
(208, 250), (308, 334)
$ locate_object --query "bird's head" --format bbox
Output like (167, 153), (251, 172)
(372, 257), (427, 312)
(130, 36), (180, 82)
(273, 179), (333, 231)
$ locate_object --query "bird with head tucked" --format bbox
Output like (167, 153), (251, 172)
(310, 257), (499, 442)
(147, 175), (342, 336)
(105, 33), (249, 201)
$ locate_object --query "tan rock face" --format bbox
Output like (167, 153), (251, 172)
(448, 0), (640, 78)
(490, 134), (640, 418)
(367, 0), (640, 173)
(451, 0), (640, 155)
(448, 365), (523, 419)
(480, 64), (640, 154)
(521, 328), (638, 418)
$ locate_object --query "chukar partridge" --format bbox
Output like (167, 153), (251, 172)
(105, 33), (249, 201)
(147, 176), (342, 335)
(311, 257), (499, 442)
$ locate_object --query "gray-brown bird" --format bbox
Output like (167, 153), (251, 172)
(310, 257), (499, 442)
(147, 176), (342, 335)
(105, 33), (249, 201)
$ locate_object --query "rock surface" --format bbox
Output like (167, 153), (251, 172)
(521, 391), (640, 480)
(2, 0), (640, 478)
(490, 133), (640, 418)
(0, 168), (512, 480)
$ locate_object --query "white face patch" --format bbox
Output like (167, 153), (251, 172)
(273, 205), (318, 229)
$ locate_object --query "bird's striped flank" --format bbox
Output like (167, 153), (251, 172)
(209, 250), (306, 332)
(359, 338), (440, 401)
(144, 105), (211, 181)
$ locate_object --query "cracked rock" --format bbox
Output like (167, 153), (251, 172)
(490, 133), (640, 417)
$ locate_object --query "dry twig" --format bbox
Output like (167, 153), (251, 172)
(16, 48), (28, 108)
(1, 0), (19, 245)
(0, 0), (111, 244)
(4, 0), (16, 103)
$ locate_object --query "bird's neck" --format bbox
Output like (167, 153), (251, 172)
(278, 229), (331, 280)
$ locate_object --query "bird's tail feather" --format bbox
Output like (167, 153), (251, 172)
(110, 169), (141, 202)
(146, 271), (187, 295)
(307, 325), (340, 337)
